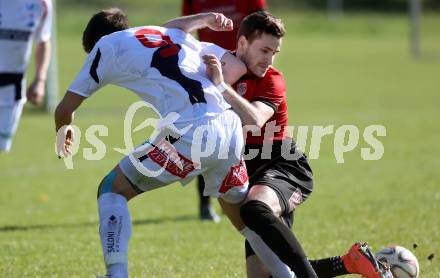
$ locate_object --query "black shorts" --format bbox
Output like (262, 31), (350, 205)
(244, 142), (314, 258)
(247, 143), (313, 222)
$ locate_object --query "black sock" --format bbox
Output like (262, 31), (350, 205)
(310, 256), (349, 277)
(198, 175), (210, 207)
(241, 200), (318, 278)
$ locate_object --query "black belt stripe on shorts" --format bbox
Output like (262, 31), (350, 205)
(0, 28), (32, 41)
(0, 73), (24, 101)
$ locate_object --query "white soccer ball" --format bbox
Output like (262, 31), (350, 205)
(376, 246), (420, 278)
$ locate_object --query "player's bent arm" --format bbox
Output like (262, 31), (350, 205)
(221, 52), (247, 85)
(203, 54), (272, 127)
(163, 13), (232, 34)
(223, 88), (274, 128)
(55, 91), (86, 131)
(26, 41), (51, 105)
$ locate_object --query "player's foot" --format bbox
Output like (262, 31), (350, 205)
(200, 204), (220, 223)
(342, 242), (393, 278)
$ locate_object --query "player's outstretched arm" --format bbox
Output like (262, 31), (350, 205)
(55, 92), (86, 131)
(162, 12), (233, 34)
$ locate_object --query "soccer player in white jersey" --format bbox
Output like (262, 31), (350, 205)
(0, 0), (53, 152)
(54, 8), (263, 277)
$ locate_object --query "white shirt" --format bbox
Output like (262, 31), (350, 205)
(0, 0), (52, 73)
(69, 26), (231, 124)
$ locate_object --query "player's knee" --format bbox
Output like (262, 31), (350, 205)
(97, 169), (117, 198)
(240, 200), (274, 229)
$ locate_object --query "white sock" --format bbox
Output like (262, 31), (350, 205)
(241, 227), (296, 278)
(98, 193), (132, 278)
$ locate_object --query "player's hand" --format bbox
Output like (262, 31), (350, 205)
(26, 78), (45, 105)
(203, 54), (224, 85)
(206, 13), (233, 32)
(56, 125), (74, 158)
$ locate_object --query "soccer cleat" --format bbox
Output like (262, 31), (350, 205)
(200, 204), (221, 223)
(342, 242), (393, 278)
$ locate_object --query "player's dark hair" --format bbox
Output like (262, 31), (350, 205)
(82, 8), (129, 53)
(237, 11), (285, 43)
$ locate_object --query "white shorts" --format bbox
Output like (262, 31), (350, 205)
(119, 109), (249, 204)
(0, 73), (26, 152)
(0, 102), (25, 152)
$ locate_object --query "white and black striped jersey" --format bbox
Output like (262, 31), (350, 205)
(69, 26), (231, 124)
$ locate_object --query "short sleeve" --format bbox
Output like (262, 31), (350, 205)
(252, 70), (286, 112)
(68, 40), (116, 98)
(34, 0), (53, 42)
(200, 42), (227, 61)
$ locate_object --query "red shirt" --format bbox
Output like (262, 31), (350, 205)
(233, 67), (288, 145)
(182, 0), (266, 50)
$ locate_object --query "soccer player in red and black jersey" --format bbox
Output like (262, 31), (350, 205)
(182, 0), (266, 51)
(203, 11), (392, 278)
(182, 0), (267, 222)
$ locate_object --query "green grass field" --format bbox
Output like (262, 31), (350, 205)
(1, 2), (439, 277)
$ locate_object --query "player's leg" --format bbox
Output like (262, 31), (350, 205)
(240, 147), (317, 277)
(240, 192), (391, 278)
(198, 175), (220, 222)
(96, 137), (180, 278)
(203, 109), (289, 276)
(0, 100), (25, 152)
(202, 108), (247, 231)
(97, 165), (140, 278)
(245, 238), (391, 278)
(204, 109), (292, 277)
(240, 184), (317, 278)
(245, 241), (379, 278)
(246, 252), (271, 278)
(218, 189), (295, 278)
(309, 256), (349, 277)
(242, 197), (391, 277)
(270, 198), (350, 277)
(309, 242), (392, 278)
(0, 73), (25, 152)
(215, 174), (294, 278)
(98, 131), (191, 276)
